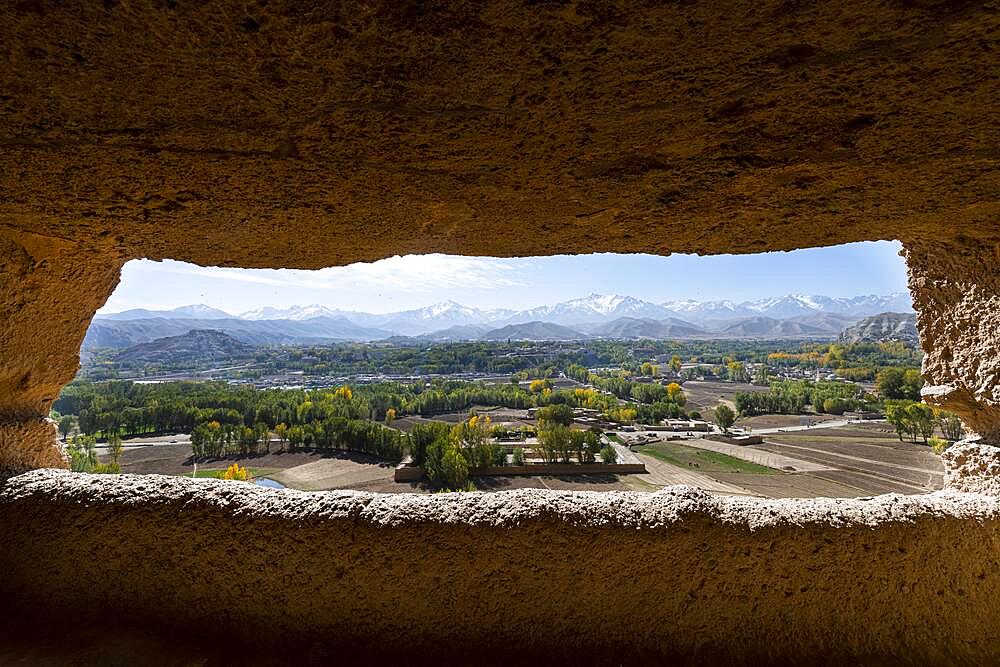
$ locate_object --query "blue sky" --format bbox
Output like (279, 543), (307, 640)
(99, 241), (909, 315)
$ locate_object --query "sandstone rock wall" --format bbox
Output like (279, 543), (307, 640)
(0, 1), (999, 463)
(3, 470), (1000, 663)
(2, 0), (998, 263)
(905, 239), (1000, 441)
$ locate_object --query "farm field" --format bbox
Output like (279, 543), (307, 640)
(108, 424), (944, 498)
(635, 441), (778, 475)
(680, 379), (770, 414)
(734, 413), (843, 430)
(758, 427), (943, 495)
(628, 423), (944, 498)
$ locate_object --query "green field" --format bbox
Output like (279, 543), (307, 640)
(636, 442), (778, 475)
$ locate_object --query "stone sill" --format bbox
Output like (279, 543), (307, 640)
(5, 463), (1000, 662)
(6, 468), (998, 528)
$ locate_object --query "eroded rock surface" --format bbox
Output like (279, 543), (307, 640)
(942, 442), (1000, 495)
(2, 0), (998, 263)
(0, 232), (124, 470)
(0, 1), (999, 466)
(906, 239), (1000, 441)
(3, 470), (1000, 662)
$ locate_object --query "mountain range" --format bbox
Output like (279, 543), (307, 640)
(86, 292), (914, 349)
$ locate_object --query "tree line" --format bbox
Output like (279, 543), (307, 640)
(409, 412), (616, 491)
(734, 379), (872, 417)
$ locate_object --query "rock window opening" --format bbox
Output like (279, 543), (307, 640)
(48, 243), (951, 497)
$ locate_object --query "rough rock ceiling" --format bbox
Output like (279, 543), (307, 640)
(1, 0), (998, 267)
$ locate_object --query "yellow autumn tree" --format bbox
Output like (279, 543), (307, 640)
(669, 355), (682, 373)
(222, 463), (251, 481)
(529, 379), (551, 393)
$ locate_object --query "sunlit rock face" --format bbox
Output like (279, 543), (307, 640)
(942, 443), (1000, 495)
(0, 0), (999, 466)
(4, 471), (1000, 663)
(3, 5), (1000, 661)
(906, 239), (1000, 442)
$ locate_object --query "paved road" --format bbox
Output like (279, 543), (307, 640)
(611, 443), (641, 465)
(684, 439), (833, 473)
(633, 453), (756, 496)
(745, 419), (856, 435)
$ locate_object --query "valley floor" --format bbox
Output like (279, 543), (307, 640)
(109, 420), (943, 498)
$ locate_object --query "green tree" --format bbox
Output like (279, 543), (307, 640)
(877, 368), (922, 401)
(106, 433), (123, 468)
(58, 415), (76, 440)
(928, 436), (949, 454)
(537, 403), (574, 427)
(512, 446), (526, 466)
(885, 402), (910, 441)
(66, 434), (98, 473)
(938, 411), (964, 441)
(907, 403), (936, 443)
(821, 398), (849, 415)
(712, 404), (737, 434)
(410, 422), (451, 468)
(425, 433), (470, 490)
(441, 442), (469, 488)
(537, 424), (572, 463)
(287, 425), (305, 450)
(726, 361), (749, 383)
(275, 423), (288, 452)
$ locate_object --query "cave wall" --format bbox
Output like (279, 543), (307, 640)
(2, 3), (1000, 661)
(2, 468), (1000, 664)
(906, 239), (1000, 441)
(2, 0), (998, 263)
(0, 0), (998, 459)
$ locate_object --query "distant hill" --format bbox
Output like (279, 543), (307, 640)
(785, 312), (861, 332)
(717, 316), (827, 338)
(84, 316), (393, 350)
(589, 317), (705, 339)
(839, 312), (918, 345)
(114, 330), (254, 365)
(480, 321), (587, 341)
(418, 324), (491, 341)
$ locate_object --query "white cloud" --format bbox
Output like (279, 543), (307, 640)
(140, 254), (529, 293)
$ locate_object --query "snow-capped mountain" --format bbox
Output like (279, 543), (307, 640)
(376, 301), (498, 335)
(169, 304), (234, 319)
(240, 304), (341, 321)
(503, 294), (676, 326)
(663, 292), (913, 323)
(90, 292), (916, 348)
(663, 299), (742, 321)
